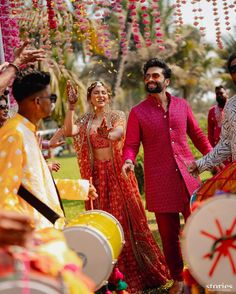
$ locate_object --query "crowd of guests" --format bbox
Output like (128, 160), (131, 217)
(0, 39), (236, 294)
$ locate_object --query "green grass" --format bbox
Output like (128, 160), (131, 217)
(49, 154), (84, 219)
(51, 154), (80, 180)
(51, 155), (212, 221)
(51, 155), (212, 293)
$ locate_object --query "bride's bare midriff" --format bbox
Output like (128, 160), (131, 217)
(93, 147), (113, 161)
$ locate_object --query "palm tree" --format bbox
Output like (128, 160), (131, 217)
(216, 32), (236, 97)
(166, 25), (215, 101)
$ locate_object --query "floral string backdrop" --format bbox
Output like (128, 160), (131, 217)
(0, 0), (21, 63)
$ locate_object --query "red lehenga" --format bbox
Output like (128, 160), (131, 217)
(73, 110), (170, 293)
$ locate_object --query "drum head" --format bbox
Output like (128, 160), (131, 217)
(182, 195), (236, 291)
(63, 225), (113, 291)
(69, 210), (125, 260)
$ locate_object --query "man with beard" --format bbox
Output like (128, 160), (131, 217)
(208, 85), (228, 147)
(122, 58), (212, 294)
(188, 53), (236, 176)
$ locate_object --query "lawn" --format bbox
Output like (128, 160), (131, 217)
(51, 154), (211, 293)
(51, 154), (212, 222)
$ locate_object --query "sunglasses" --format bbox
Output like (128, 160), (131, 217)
(38, 94), (57, 103)
(0, 104), (9, 110)
(229, 65), (236, 74)
(144, 73), (161, 80)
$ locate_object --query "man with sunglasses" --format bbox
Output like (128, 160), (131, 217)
(0, 69), (94, 229)
(122, 58), (212, 294)
(189, 53), (236, 176)
(0, 69), (65, 229)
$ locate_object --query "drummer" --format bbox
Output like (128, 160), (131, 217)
(0, 69), (97, 229)
(0, 65), (97, 293)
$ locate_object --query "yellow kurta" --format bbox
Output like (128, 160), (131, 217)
(0, 114), (89, 229)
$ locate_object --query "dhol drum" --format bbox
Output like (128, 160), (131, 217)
(182, 195), (236, 292)
(0, 249), (66, 294)
(63, 210), (125, 291)
(190, 188), (199, 209)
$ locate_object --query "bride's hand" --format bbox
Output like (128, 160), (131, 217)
(66, 80), (78, 109)
(97, 118), (113, 139)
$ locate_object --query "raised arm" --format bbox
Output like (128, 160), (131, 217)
(0, 40), (45, 95)
(63, 80), (80, 136)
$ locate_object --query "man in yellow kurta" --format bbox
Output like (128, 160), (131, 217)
(0, 69), (91, 229)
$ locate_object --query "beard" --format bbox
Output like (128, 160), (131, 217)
(216, 96), (226, 108)
(145, 82), (164, 93)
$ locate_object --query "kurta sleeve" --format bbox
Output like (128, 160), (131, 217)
(196, 107), (232, 173)
(207, 108), (215, 147)
(186, 102), (212, 155)
(55, 179), (89, 200)
(123, 109), (141, 163)
(0, 131), (24, 211)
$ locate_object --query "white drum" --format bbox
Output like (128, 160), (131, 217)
(63, 210), (125, 291)
(182, 195), (236, 292)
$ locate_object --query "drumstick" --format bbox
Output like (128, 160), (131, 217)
(89, 177), (94, 210)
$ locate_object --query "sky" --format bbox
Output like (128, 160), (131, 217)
(170, 0), (235, 44)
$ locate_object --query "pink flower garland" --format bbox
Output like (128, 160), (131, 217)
(46, 0), (57, 30)
(0, 0), (20, 62)
(151, 0), (165, 51)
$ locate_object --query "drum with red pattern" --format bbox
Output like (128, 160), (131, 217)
(182, 194), (236, 292)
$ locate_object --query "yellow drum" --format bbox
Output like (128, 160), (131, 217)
(63, 210), (125, 290)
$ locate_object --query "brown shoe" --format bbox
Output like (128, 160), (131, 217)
(169, 280), (184, 294)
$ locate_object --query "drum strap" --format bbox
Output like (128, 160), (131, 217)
(18, 185), (62, 224)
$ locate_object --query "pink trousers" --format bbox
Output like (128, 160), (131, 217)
(155, 205), (191, 281)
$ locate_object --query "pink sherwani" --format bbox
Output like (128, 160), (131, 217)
(123, 93), (212, 213)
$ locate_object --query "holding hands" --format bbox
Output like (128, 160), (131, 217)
(186, 161), (199, 178)
(66, 80), (78, 110)
(122, 160), (135, 178)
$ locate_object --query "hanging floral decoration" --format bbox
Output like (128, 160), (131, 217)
(151, 0), (165, 51)
(173, 0), (184, 41)
(0, 0), (235, 69)
(0, 0), (21, 62)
